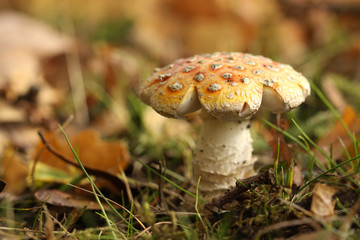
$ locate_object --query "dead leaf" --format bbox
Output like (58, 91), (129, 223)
(310, 183), (337, 218)
(0, 11), (71, 124)
(0, 11), (71, 58)
(292, 164), (305, 188)
(0, 100), (26, 123)
(0, 11), (71, 99)
(316, 106), (360, 165)
(0, 147), (29, 193)
(34, 129), (130, 176)
(34, 189), (111, 210)
(0, 49), (40, 100)
(266, 117), (296, 166)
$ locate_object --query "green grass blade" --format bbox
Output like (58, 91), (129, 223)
(292, 120), (359, 187)
(311, 81), (360, 170)
(296, 155), (360, 194)
(310, 81), (354, 142)
(59, 126), (120, 239)
(59, 125), (143, 238)
(263, 119), (326, 171)
(135, 158), (206, 203)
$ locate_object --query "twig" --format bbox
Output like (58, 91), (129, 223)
(30, 115), (74, 186)
(205, 169), (275, 213)
(37, 131), (126, 192)
(119, 166), (133, 205)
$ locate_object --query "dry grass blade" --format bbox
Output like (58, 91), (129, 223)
(133, 221), (172, 239)
(43, 206), (56, 240)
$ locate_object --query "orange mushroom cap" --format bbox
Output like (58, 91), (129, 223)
(140, 52), (310, 120)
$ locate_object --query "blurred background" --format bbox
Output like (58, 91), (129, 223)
(0, 0), (360, 193)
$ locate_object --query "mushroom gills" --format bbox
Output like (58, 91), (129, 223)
(176, 86), (202, 117)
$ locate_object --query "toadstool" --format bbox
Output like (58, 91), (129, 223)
(140, 52), (310, 199)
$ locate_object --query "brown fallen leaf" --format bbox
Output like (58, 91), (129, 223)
(0, 11), (71, 58)
(0, 11), (71, 96)
(0, 147), (29, 193)
(310, 183), (337, 218)
(264, 116), (297, 166)
(0, 100), (26, 123)
(34, 189), (111, 210)
(316, 106), (360, 165)
(292, 164), (305, 188)
(0, 48), (41, 100)
(34, 129), (130, 176)
(0, 11), (71, 124)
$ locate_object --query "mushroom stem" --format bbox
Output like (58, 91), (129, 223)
(193, 111), (256, 198)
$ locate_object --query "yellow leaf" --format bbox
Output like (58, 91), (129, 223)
(34, 129), (130, 176)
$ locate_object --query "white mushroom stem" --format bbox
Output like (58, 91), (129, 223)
(193, 111), (256, 198)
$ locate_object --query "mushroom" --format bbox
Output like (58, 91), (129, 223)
(139, 52), (310, 199)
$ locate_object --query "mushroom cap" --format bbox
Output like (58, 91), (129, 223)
(140, 52), (310, 120)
